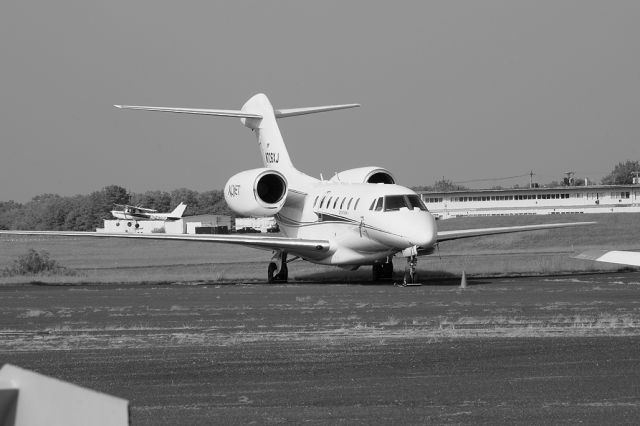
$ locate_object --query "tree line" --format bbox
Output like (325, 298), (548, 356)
(0, 185), (232, 231)
(412, 160), (640, 192)
(2, 161), (637, 231)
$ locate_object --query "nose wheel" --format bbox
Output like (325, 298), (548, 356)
(403, 255), (418, 285)
(267, 251), (288, 283)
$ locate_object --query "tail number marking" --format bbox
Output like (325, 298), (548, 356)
(265, 152), (280, 164)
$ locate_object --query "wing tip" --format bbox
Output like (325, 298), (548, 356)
(572, 249), (609, 261)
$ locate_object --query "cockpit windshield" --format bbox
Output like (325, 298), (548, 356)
(383, 195), (428, 212)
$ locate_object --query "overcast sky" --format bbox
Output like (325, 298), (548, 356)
(2, 1), (639, 201)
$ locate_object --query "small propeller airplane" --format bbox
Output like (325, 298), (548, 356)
(111, 203), (187, 221)
(1, 93), (595, 284)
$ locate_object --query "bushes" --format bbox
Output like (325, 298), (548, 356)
(2, 249), (78, 277)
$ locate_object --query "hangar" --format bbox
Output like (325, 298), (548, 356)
(235, 217), (278, 233)
(98, 214), (231, 234)
(419, 184), (640, 219)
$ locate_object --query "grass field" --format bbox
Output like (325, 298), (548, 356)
(1, 213), (638, 284)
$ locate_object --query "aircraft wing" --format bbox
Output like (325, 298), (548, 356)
(0, 230), (330, 257)
(573, 250), (640, 267)
(436, 221), (596, 243)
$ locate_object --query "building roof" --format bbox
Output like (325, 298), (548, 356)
(418, 184), (640, 196)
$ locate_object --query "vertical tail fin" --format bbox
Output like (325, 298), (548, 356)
(168, 202), (187, 219)
(240, 94), (295, 170)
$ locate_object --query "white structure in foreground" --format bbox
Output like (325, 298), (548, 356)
(98, 214), (231, 234)
(420, 184), (640, 219)
(0, 364), (129, 426)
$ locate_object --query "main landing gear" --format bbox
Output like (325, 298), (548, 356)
(267, 251), (288, 283)
(372, 258), (394, 281)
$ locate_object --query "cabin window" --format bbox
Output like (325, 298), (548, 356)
(369, 199), (376, 210)
(374, 197), (384, 211)
(407, 194), (427, 211)
(313, 196), (319, 208)
(384, 195), (405, 211)
(384, 194), (428, 211)
(347, 198), (353, 209)
(340, 198), (346, 209)
(333, 198), (339, 209)
(319, 196), (326, 208)
(354, 198), (360, 210)
(326, 197), (332, 208)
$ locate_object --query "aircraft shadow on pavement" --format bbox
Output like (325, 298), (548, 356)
(293, 269), (494, 286)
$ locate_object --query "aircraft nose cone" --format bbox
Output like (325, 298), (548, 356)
(393, 212), (437, 250)
(412, 213), (437, 248)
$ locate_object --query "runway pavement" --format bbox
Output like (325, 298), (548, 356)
(2, 273), (640, 424)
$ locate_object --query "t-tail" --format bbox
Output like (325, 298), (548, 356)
(114, 94), (359, 172)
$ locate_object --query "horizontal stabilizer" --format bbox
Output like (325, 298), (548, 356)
(275, 103), (360, 118)
(114, 105), (262, 119)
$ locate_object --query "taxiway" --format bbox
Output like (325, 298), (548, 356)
(2, 273), (640, 424)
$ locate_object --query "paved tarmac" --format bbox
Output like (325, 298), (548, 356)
(2, 273), (640, 424)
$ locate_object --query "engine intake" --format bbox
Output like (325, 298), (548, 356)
(224, 168), (288, 217)
(330, 167), (395, 184)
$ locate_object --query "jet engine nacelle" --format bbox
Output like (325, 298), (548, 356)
(329, 167), (396, 184)
(224, 168), (288, 217)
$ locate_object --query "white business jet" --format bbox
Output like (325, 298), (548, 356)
(1, 94), (593, 283)
(111, 202), (187, 221)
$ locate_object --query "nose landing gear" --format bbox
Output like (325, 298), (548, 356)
(403, 255), (419, 286)
(267, 251), (289, 283)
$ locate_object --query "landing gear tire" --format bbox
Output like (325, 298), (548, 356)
(274, 262), (288, 282)
(372, 259), (394, 282)
(382, 260), (393, 279)
(267, 262), (278, 283)
(267, 252), (289, 283)
(372, 263), (384, 281)
(403, 270), (418, 286)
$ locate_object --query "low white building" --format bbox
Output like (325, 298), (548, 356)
(235, 217), (278, 233)
(420, 184), (640, 219)
(98, 214), (231, 234)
